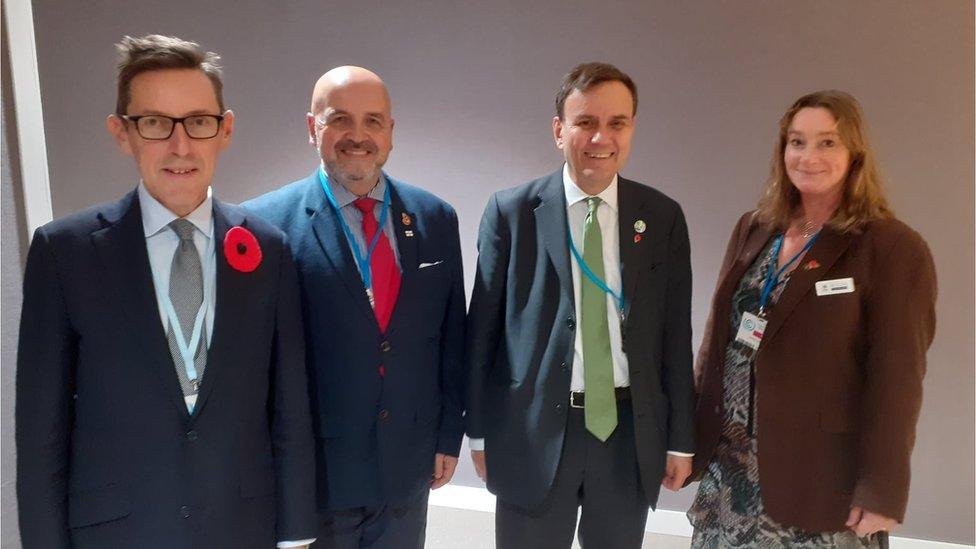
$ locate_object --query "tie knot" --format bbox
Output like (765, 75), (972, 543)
(170, 219), (196, 241)
(586, 196), (602, 214)
(353, 197), (377, 215)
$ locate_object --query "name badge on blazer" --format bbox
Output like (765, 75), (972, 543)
(815, 277), (855, 296)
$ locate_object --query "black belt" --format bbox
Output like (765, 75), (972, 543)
(569, 387), (631, 409)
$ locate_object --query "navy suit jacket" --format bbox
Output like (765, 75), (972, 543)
(465, 170), (695, 509)
(243, 171), (466, 510)
(15, 191), (317, 548)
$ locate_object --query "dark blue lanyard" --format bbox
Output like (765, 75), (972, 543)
(567, 221), (625, 317)
(317, 167), (391, 289)
(758, 232), (820, 315)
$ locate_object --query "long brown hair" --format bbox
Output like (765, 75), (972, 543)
(756, 90), (892, 233)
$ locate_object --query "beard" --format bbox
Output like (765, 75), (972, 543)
(320, 137), (385, 190)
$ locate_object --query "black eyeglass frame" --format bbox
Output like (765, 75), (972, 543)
(119, 114), (226, 140)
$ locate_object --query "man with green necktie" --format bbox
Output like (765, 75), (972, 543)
(465, 62), (696, 549)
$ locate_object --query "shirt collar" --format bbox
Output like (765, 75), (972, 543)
(562, 163), (618, 213)
(138, 182), (213, 239)
(322, 165), (387, 208)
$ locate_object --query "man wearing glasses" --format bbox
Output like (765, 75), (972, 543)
(244, 66), (466, 548)
(16, 35), (316, 548)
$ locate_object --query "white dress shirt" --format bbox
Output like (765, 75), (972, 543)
(563, 164), (630, 392)
(139, 184), (314, 548)
(469, 166), (692, 457)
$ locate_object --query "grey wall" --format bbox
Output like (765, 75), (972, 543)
(9, 0), (973, 544)
(2, 7), (30, 548)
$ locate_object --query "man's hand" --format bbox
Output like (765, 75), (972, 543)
(846, 506), (898, 537)
(661, 454), (692, 491)
(471, 450), (487, 482)
(431, 453), (458, 489)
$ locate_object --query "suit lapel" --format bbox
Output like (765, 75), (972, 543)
(707, 220), (772, 380)
(385, 180), (417, 337)
(534, 171), (574, 301)
(617, 178), (652, 323)
(761, 228), (853, 345)
(188, 199), (245, 421)
(306, 179), (377, 325)
(726, 223), (774, 301)
(91, 191), (190, 420)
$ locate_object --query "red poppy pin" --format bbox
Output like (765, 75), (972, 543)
(224, 226), (262, 273)
(803, 259), (821, 271)
(633, 234), (642, 243)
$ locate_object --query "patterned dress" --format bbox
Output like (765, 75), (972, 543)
(687, 238), (882, 549)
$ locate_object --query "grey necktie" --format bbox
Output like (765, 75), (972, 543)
(166, 219), (207, 399)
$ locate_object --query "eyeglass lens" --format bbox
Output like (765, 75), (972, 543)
(137, 115), (220, 139)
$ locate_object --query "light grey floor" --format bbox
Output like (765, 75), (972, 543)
(426, 505), (691, 549)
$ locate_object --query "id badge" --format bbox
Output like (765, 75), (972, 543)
(735, 311), (767, 350)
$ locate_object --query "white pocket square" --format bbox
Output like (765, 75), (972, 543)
(418, 260), (444, 269)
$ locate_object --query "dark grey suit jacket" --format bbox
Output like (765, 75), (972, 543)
(465, 169), (695, 509)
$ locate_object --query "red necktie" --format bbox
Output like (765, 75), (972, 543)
(353, 198), (401, 332)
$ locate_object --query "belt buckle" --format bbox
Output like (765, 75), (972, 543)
(569, 392), (584, 409)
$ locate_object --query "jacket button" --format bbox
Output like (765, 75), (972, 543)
(560, 362), (568, 372)
(714, 405), (721, 414)
(554, 403), (563, 410)
(380, 341), (392, 352)
(379, 409), (390, 420)
(180, 505), (190, 518)
(566, 317), (576, 330)
(185, 430), (198, 441)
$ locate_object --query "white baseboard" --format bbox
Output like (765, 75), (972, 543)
(429, 484), (973, 549)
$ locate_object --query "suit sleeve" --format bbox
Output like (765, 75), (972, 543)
(435, 209), (467, 457)
(464, 194), (510, 439)
(16, 228), (77, 548)
(661, 205), (695, 454)
(852, 228), (937, 522)
(269, 235), (318, 540)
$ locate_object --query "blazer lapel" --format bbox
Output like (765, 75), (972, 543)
(534, 171), (574, 301)
(91, 191), (190, 420)
(188, 199), (245, 421)
(707, 221), (773, 380)
(761, 227), (853, 345)
(306, 180), (377, 325)
(617, 178), (652, 324)
(385, 180), (418, 337)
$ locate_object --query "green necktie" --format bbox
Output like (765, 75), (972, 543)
(581, 197), (617, 441)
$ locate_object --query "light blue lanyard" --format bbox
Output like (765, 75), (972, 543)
(317, 167), (391, 290)
(758, 232), (820, 315)
(567, 217), (625, 319)
(152, 231), (215, 384)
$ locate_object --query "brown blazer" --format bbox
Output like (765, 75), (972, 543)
(692, 211), (937, 532)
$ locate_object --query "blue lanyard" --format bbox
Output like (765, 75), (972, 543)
(567, 222), (625, 318)
(317, 167), (391, 290)
(150, 231), (216, 386)
(759, 232), (820, 315)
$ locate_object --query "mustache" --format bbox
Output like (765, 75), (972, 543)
(334, 139), (378, 153)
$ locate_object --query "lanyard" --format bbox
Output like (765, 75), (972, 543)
(152, 230), (216, 385)
(318, 167), (391, 291)
(567, 219), (625, 320)
(758, 232), (819, 315)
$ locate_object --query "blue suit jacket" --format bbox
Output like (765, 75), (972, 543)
(16, 191), (317, 548)
(244, 171), (466, 510)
